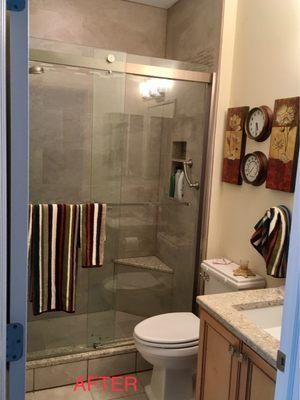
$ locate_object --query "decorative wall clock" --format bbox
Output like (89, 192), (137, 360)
(266, 97), (300, 192)
(240, 151), (268, 186)
(245, 105), (273, 141)
(222, 106), (249, 185)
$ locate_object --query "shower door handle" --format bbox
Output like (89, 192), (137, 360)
(183, 159), (199, 190)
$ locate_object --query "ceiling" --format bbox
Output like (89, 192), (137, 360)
(127, 0), (179, 9)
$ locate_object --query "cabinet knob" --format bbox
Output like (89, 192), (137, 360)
(228, 345), (248, 362)
(237, 352), (248, 363)
(228, 344), (237, 356)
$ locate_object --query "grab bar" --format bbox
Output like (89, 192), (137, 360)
(183, 159), (200, 190)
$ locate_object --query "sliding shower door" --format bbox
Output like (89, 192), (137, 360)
(28, 52), (126, 358)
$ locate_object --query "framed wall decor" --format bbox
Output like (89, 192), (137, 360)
(222, 106), (249, 185)
(266, 97), (300, 192)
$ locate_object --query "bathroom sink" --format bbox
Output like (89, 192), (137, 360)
(241, 305), (283, 340)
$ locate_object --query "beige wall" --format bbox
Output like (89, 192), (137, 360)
(166, 0), (223, 70)
(207, 0), (300, 287)
(30, 0), (167, 58)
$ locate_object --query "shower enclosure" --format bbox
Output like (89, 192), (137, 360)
(27, 38), (213, 361)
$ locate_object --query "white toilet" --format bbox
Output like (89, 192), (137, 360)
(134, 259), (266, 400)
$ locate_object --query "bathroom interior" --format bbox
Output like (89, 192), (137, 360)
(25, 0), (300, 399)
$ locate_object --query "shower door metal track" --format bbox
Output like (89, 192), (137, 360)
(29, 49), (212, 83)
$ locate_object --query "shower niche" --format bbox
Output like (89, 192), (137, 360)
(169, 141), (187, 200)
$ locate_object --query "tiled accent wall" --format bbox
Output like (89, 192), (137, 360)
(26, 348), (151, 392)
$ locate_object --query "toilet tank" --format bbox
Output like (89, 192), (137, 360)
(201, 259), (266, 295)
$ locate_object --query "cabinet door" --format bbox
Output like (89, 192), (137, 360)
(238, 344), (276, 400)
(196, 310), (241, 400)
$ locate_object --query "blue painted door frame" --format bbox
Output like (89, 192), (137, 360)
(0, 1), (7, 399)
(6, 0), (29, 399)
(275, 151), (300, 399)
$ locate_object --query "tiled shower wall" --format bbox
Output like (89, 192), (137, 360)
(29, 0), (167, 58)
(30, 0), (223, 71)
(166, 0), (223, 70)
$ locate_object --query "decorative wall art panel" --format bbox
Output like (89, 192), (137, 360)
(266, 97), (300, 192)
(222, 106), (249, 185)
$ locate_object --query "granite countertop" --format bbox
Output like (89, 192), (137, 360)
(197, 288), (284, 368)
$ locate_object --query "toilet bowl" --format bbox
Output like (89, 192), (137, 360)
(134, 312), (199, 400)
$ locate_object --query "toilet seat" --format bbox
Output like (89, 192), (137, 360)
(134, 312), (200, 348)
(134, 334), (199, 349)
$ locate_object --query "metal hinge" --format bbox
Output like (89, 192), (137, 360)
(6, 0), (25, 11)
(6, 323), (23, 362)
(277, 350), (286, 372)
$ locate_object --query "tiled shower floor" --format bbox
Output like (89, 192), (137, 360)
(26, 371), (150, 400)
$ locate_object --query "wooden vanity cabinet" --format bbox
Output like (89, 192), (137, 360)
(238, 344), (276, 400)
(196, 310), (276, 400)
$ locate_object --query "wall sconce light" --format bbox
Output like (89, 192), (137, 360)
(139, 79), (173, 100)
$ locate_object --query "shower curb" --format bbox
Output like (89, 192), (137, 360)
(27, 340), (135, 369)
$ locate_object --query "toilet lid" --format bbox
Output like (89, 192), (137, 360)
(134, 312), (200, 344)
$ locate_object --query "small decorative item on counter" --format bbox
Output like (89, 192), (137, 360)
(233, 260), (256, 278)
(222, 106), (249, 185)
(250, 205), (291, 278)
(266, 97), (300, 192)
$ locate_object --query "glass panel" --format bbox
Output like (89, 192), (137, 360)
(28, 61), (126, 358)
(87, 69), (126, 348)
(112, 75), (208, 341)
(28, 62), (93, 359)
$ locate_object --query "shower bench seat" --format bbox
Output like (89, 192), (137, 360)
(114, 256), (174, 274)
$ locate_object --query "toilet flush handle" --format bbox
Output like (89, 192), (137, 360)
(199, 271), (210, 281)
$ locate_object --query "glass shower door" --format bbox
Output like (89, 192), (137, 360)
(28, 56), (126, 357)
(111, 72), (209, 342)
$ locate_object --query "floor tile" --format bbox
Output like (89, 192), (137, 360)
(137, 370), (152, 388)
(31, 385), (93, 399)
(136, 352), (152, 372)
(88, 352), (136, 377)
(116, 395), (147, 400)
(90, 374), (144, 400)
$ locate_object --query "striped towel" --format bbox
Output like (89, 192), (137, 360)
(80, 203), (107, 267)
(250, 205), (291, 278)
(28, 204), (80, 315)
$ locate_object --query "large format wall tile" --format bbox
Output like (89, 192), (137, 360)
(88, 352), (136, 376)
(26, 369), (34, 392)
(34, 361), (87, 390)
(166, 0), (222, 70)
(30, 0), (167, 58)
